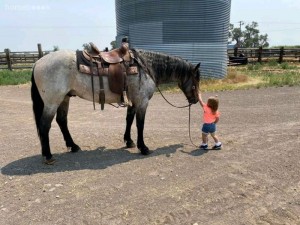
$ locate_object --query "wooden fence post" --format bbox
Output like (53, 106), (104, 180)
(37, 43), (43, 59)
(278, 47), (284, 63)
(4, 48), (12, 71)
(234, 46), (238, 57)
(257, 46), (263, 63)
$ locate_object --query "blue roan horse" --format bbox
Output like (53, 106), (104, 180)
(31, 48), (200, 164)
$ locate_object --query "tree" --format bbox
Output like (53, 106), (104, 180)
(229, 21), (269, 48)
(228, 23), (243, 47)
(53, 45), (59, 51)
(110, 40), (117, 50)
(82, 43), (91, 51)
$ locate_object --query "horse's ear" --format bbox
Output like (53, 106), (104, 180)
(194, 62), (201, 72)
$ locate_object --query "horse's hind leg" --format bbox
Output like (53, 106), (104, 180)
(56, 96), (80, 152)
(124, 105), (136, 148)
(136, 105), (150, 155)
(39, 107), (57, 162)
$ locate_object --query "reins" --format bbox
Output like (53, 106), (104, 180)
(157, 86), (199, 148)
(156, 86), (191, 108)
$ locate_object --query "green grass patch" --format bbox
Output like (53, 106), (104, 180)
(247, 63), (263, 71)
(0, 70), (32, 85)
(199, 62), (300, 91)
(263, 71), (300, 86)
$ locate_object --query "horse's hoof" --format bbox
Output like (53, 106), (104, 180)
(126, 140), (136, 148)
(44, 158), (56, 165)
(139, 146), (151, 155)
(70, 144), (81, 153)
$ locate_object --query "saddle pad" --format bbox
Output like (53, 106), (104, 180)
(76, 50), (90, 71)
(76, 50), (103, 75)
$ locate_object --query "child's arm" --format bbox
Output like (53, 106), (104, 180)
(214, 117), (219, 124)
(198, 92), (205, 107)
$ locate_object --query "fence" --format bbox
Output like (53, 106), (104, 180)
(228, 47), (300, 65)
(1, 45), (300, 70)
(0, 44), (52, 70)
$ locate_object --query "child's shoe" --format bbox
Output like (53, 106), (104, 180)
(212, 143), (222, 150)
(199, 144), (208, 150)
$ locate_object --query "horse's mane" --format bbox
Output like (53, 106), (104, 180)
(132, 49), (194, 83)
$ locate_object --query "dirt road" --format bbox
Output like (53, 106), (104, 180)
(0, 85), (299, 225)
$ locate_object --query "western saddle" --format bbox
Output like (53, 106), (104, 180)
(84, 42), (132, 63)
(77, 42), (138, 110)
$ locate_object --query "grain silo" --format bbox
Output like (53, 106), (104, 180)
(115, 0), (231, 78)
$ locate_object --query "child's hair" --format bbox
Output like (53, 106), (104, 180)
(207, 96), (219, 114)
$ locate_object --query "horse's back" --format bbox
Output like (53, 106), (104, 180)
(34, 50), (75, 72)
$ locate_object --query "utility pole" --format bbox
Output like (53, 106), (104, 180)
(239, 21), (244, 30)
(237, 21), (244, 48)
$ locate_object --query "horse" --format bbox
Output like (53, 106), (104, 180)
(31, 48), (200, 164)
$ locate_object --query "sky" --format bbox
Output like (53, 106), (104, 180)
(0, 0), (299, 51)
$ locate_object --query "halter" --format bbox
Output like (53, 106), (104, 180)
(157, 73), (199, 108)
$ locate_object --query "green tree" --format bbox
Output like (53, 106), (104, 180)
(82, 43), (90, 51)
(53, 45), (59, 51)
(229, 21), (269, 48)
(110, 40), (117, 50)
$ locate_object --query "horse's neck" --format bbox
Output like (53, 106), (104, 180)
(141, 51), (183, 84)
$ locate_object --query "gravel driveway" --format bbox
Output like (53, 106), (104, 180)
(0, 85), (299, 225)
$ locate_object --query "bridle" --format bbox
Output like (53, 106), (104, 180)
(157, 74), (199, 108)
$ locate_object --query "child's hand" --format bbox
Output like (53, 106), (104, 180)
(198, 93), (204, 107)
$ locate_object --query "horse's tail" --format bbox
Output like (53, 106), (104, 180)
(31, 66), (44, 137)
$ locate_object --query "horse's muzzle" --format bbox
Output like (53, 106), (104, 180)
(188, 97), (198, 104)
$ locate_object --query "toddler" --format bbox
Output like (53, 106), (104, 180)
(198, 92), (222, 150)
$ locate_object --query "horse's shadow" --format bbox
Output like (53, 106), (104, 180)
(1, 144), (182, 176)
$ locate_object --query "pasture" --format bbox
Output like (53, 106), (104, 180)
(0, 84), (299, 224)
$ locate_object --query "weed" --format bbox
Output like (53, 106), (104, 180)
(247, 63), (262, 71)
(0, 70), (32, 85)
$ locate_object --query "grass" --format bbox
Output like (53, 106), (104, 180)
(1, 62), (300, 91)
(158, 61), (300, 92)
(0, 70), (32, 85)
(204, 61), (300, 91)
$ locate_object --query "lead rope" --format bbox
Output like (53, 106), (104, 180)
(188, 104), (200, 148)
(157, 86), (199, 148)
(156, 86), (191, 108)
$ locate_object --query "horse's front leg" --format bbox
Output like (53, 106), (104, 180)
(124, 105), (136, 148)
(136, 105), (151, 155)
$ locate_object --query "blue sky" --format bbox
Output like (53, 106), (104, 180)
(0, 0), (299, 51)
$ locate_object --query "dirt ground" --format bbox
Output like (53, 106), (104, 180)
(0, 84), (299, 225)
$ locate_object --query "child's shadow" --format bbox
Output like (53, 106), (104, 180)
(180, 148), (208, 156)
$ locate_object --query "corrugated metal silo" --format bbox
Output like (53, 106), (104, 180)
(115, 0), (231, 78)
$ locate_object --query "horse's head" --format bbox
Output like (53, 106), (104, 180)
(178, 63), (200, 104)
